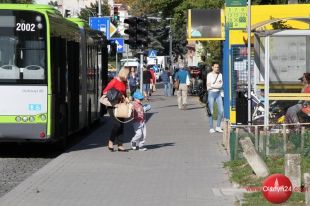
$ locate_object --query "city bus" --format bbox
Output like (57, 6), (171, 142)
(0, 4), (108, 146)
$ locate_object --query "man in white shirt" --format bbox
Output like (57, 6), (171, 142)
(207, 62), (224, 133)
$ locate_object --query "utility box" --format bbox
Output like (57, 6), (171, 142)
(236, 91), (248, 125)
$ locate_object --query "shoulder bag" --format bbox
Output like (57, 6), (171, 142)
(99, 94), (112, 107)
(99, 88), (122, 107)
(114, 102), (133, 118)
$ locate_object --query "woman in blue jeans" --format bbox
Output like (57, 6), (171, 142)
(207, 62), (224, 133)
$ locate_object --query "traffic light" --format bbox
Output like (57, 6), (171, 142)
(124, 17), (149, 50)
(124, 17), (137, 49)
(64, 9), (71, 18)
(136, 18), (149, 49)
(113, 7), (119, 21)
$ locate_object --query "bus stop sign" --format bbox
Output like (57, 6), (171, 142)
(89, 17), (110, 38)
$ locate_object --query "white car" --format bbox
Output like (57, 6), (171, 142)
(120, 58), (140, 70)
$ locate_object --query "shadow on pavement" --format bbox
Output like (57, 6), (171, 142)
(145, 142), (175, 150)
(69, 112), (159, 152)
(185, 106), (205, 111)
(0, 121), (103, 158)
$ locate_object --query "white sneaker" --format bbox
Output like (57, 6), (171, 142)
(139, 147), (147, 151)
(131, 142), (137, 150)
(209, 129), (216, 133)
(215, 127), (223, 133)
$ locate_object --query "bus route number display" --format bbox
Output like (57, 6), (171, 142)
(16, 23), (36, 32)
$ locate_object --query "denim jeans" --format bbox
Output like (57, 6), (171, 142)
(208, 91), (223, 128)
(164, 82), (172, 96)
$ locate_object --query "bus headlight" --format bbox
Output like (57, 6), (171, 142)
(40, 114), (46, 121)
(15, 116), (22, 122)
(29, 116), (35, 122)
(22, 116), (28, 122)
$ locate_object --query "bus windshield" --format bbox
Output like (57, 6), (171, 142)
(0, 10), (46, 84)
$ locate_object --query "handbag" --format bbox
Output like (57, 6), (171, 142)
(114, 102), (133, 118)
(173, 80), (179, 89)
(99, 94), (112, 107)
(199, 90), (208, 104)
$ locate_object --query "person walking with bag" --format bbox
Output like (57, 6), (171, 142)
(175, 63), (189, 110)
(207, 62), (224, 133)
(102, 68), (130, 152)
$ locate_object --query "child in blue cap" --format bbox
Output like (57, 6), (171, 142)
(131, 90), (147, 151)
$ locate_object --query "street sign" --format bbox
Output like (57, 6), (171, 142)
(148, 50), (157, 58)
(110, 38), (124, 53)
(226, 7), (247, 29)
(152, 65), (159, 72)
(226, 0), (247, 6)
(110, 22), (117, 38)
(89, 17), (110, 38)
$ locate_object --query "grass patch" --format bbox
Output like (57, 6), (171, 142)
(224, 156), (310, 205)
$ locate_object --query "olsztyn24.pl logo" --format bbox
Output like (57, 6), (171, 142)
(262, 173), (292, 204)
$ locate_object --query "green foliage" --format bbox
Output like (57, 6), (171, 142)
(78, 2), (110, 22)
(48, 1), (58, 6)
(148, 20), (170, 55)
(269, 16), (293, 29)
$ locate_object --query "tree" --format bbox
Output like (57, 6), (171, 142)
(48, 1), (58, 6)
(78, 2), (110, 22)
(270, 16), (293, 29)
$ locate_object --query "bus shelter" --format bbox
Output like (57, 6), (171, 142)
(253, 27), (310, 126)
(225, 4), (310, 125)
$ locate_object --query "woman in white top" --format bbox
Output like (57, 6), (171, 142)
(207, 62), (224, 133)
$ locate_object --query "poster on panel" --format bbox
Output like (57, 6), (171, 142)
(187, 9), (225, 41)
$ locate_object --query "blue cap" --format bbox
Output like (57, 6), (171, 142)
(133, 91), (144, 100)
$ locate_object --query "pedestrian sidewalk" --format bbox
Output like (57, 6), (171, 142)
(0, 87), (238, 206)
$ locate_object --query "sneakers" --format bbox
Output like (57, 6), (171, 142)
(131, 142), (147, 151)
(131, 142), (137, 150)
(215, 127), (223, 133)
(139, 147), (147, 151)
(210, 128), (223, 133)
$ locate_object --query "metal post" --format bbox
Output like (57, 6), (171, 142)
(116, 52), (118, 72)
(169, 20), (173, 69)
(126, 44), (129, 64)
(283, 124), (287, 153)
(140, 51), (143, 93)
(98, 0), (102, 17)
(247, 0), (252, 125)
(264, 36), (270, 126)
